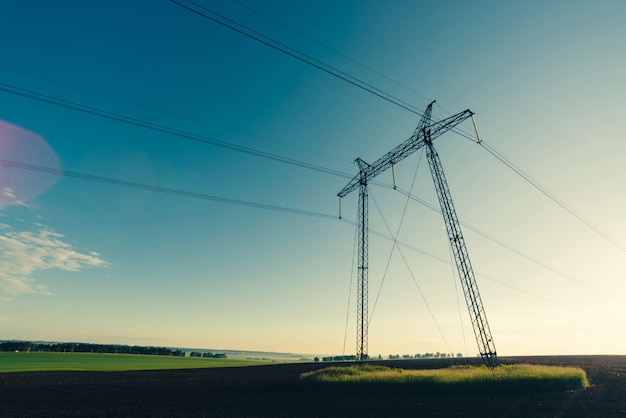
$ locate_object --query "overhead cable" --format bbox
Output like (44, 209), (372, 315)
(0, 159), (336, 220)
(227, 0), (433, 103)
(168, 0), (427, 117)
(3, 75), (609, 295)
(0, 82), (350, 179)
(0, 64), (348, 165)
(392, 186), (603, 292)
(480, 273), (626, 326)
(479, 140), (626, 255)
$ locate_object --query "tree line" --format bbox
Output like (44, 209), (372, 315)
(316, 352), (464, 362)
(388, 352), (464, 360)
(319, 355), (358, 362)
(0, 341), (185, 356)
(189, 351), (227, 358)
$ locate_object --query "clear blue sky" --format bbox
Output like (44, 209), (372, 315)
(1, 0), (625, 357)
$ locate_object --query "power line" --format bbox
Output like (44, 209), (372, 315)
(343, 208), (626, 329)
(0, 159), (336, 220)
(436, 124), (626, 255)
(0, 64), (349, 165)
(0, 82), (350, 179)
(167, 0), (428, 117)
(166, 0), (479, 148)
(391, 186), (603, 293)
(13, 65), (611, 265)
(7, 2), (612, 263)
(3, 74), (611, 296)
(5, 1), (619, 267)
(8, 157), (612, 325)
(227, 0), (433, 103)
(479, 140), (626, 255)
(480, 272), (626, 326)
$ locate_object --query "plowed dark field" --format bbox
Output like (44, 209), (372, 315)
(1, 355), (624, 417)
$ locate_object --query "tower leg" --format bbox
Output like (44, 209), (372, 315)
(356, 180), (368, 361)
(426, 141), (497, 369)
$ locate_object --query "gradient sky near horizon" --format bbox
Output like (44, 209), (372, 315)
(1, 0), (625, 357)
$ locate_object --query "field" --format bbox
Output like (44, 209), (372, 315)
(1, 355), (625, 417)
(0, 352), (265, 372)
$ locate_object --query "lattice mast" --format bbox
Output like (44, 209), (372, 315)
(355, 160), (369, 361)
(339, 101), (497, 367)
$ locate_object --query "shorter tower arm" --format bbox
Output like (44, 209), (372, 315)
(338, 103), (473, 198)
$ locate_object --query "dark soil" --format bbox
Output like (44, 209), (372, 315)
(1, 355), (625, 417)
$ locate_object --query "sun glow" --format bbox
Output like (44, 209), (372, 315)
(0, 121), (60, 206)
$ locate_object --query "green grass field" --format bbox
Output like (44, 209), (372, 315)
(301, 364), (589, 393)
(0, 352), (266, 372)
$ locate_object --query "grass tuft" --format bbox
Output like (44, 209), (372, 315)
(301, 363), (589, 393)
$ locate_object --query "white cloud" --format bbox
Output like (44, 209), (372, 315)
(1, 187), (26, 207)
(2, 187), (15, 199)
(0, 226), (108, 297)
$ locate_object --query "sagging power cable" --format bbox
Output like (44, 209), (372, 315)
(168, 0), (428, 118)
(392, 186), (604, 293)
(479, 140), (626, 255)
(0, 83), (351, 180)
(0, 159), (335, 219)
(0, 65), (349, 165)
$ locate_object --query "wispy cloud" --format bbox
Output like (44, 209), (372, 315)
(1, 187), (26, 207)
(0, 224), (108, 297)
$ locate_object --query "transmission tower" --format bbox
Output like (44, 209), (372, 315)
(338, 101), (498, 368)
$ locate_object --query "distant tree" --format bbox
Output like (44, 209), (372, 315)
(0, 341), (180, 356)
(314, 357), (320, 362)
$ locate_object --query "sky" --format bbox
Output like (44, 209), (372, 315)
(1, 0), (625, 357)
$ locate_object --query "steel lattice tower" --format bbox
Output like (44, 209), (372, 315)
(338, 101), (498, 368)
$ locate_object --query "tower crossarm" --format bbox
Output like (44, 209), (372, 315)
(337, 102), (473, 198)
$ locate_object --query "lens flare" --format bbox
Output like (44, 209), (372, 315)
(0, 121), (61, 206)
